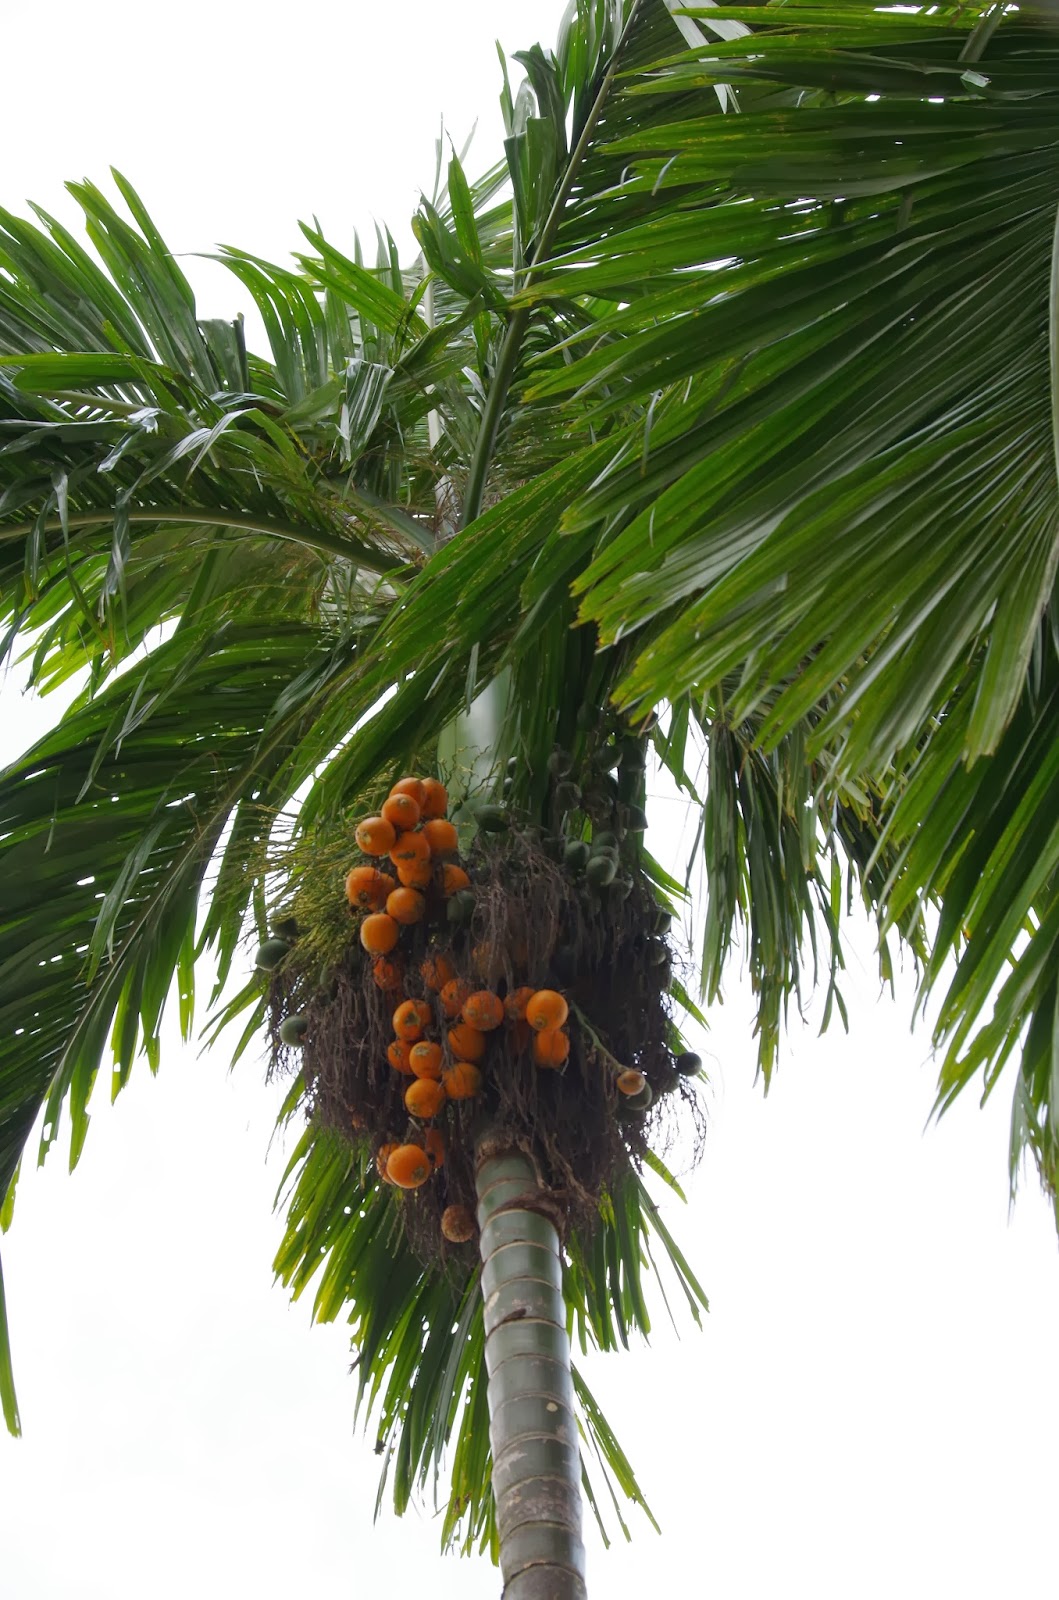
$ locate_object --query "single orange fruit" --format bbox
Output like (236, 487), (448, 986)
(360, 912), (399, 954)
(617, 1069), (646, 1096)
(440, 977), (474, 1019)
(387, 1039), (415, 1075)
(421, 951), (456, 991)
(526, 989), (569, 1032)
(345, 865), (389, 908)
(421, 818), (459, 856)
(419, 778), (448, 819)
(405, 1077), (446, 1119)
(381, 792), (421, 832)
(397, 856), (433, 888)
(448, 1022), (487, 1064)
(355, 815), (398, 856)
(387, 1143), (433, 1188)
(377, 1141), (399, 1181)
(463, 990), (504, 1032)
(533, 1028), (570, 1068)
(391, 830), (432, 867)
(504, 986), (535, 1022)
(409, 1040), (444, 1080)
(442, 1061), (482, 1100)
(386, 886), (426, 925)
(423, 1129), (446, 1168)
(389, 776), (426, 808)
(372, 955), (404, 992)
(441, 1202), (476, 1241)
(393, 998), (432, 1041)
(441, 863), (471, 896)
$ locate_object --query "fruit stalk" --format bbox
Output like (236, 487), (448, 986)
(476, 1144), (586, 1600)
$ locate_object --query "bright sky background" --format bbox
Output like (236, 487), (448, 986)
(1, 4), (1057, 1598)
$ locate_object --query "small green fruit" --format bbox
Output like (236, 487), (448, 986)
(591, 830), (619, 853)
(447, 889), (477, 925)
(586, 853), (618, 888)
(645, 937), (668, 967)
(675, 1051), (703, 1077)
(622, 804), (649, 833)
(270, 914), (299, 941)
(554, 780), (582, 813)
(255, 938), (290, 971)
(547, 748), (573, 778)
(563, 840), (590, 871)
(279, 1014), (309, 1046)
(475, 805), (509, 833)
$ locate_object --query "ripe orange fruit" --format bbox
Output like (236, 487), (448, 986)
(389, 776), (426, 808)
(421, 818), (459, 856)
(377, 1141), (399, 1181)
(393, 998), (432, 1041)
(387, 1143), (432, 1188)
(345, 865), (389, 908)
(391, 830), (432, 867)
(441, 1203), (476, 1241)
(617, 1069), (646, 1096)
(423, 1129), (446, 1168)
(533, 1028), (570, 1068)
(360, 912), (399, 954)
(396, 857), (433, 888)
(387, 1039), (415, 1075)
(440, 977), (474, 1019)
(405, 1077), (446, 1119)
(372, 955), (404, 992)
(421, 951), (456, 991)
(442, 1061), (482, 1100)
(526, 989), (569, 1032)
(448, 1023), (487, 1064)
(409, 1040), (443, 1080)
(381, 792), (421, 832)
(504, 986), (535, 1022)
(386, 886), (426, 926)
(355, 816), (397, 856)
(419, 778), (448, 819)
(441, 863), (471, 896)
(463, 990), (504, 1032)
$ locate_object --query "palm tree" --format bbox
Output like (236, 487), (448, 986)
(2, 3), (1057, 1594)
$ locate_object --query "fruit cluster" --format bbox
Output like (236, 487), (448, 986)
(265, 765), (705, 1249)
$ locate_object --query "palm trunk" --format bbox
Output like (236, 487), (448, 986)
(476, 1144), (587, 1600)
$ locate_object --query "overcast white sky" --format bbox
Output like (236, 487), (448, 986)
(1, 5), (1057, 1598)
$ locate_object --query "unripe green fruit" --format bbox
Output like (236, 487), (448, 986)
(554, 780), (582, 813)
(563, 840), (590, 871)
(586, 853), (617, 888)
(279, 1014), (308, 1046)
(675, 1051), (703, 1077)
(255, 938), (290, 971)
(447, 889), (476, 925)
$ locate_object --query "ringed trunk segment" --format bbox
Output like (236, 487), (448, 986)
(476, 1148), (587, 1600)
